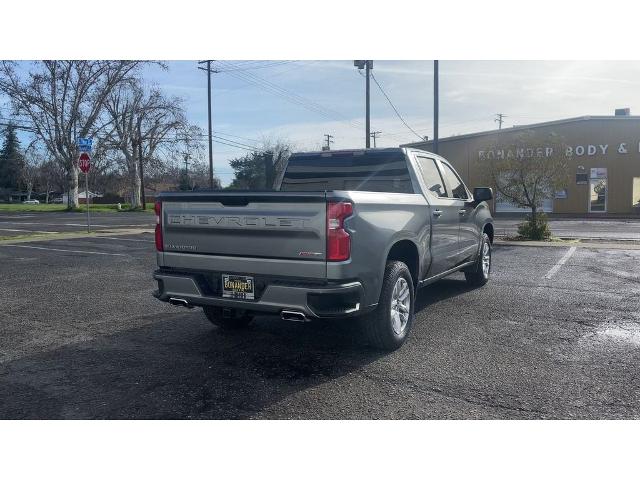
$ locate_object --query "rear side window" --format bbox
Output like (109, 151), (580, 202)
(415, 156), (447, 197)
(280, 151), (414, 193)
(440, 162), (469, 199)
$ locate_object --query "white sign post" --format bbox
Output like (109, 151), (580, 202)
(77, 137), (93, 233)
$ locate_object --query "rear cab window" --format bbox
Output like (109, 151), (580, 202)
(279, 150), (415, 193)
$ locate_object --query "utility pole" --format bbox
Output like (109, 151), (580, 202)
(495, 113), (507, 130)
(354, 60), (373, 148)
(370, 131), (381, 148)
(198, 60), (219, 189)
(323, 134), (334, 151)
(138, 122), (146, 210)
(183, 153), (190, 175)
(433, 60), (439, 155)
(263, 151), (275, 189)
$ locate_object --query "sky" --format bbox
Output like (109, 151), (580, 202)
(146, 60), (640, 185)
(5, 60), (640, 186)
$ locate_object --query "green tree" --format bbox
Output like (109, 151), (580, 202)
(0, 123), (24, 190)
(228, 152), (266, 190)
(227, 140), (292, 190)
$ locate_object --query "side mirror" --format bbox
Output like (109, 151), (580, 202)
(473, 187), (493, 203)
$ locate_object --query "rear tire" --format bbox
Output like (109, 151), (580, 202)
(203, 306), (253, 329)
(363, 261), (415, 351)
(464, 232), (491, 287)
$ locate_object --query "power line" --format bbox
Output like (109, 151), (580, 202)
(218, 61), (364, 132)
(214, 61), (296, 72)
(370, 72), (424, 141)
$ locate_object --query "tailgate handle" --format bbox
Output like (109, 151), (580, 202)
(219, 196), (250, 206)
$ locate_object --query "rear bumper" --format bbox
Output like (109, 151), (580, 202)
(153, 269), (367, 319)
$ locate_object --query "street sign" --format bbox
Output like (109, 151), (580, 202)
(79, 152), (91, 173)
(78, 137), (93, 152)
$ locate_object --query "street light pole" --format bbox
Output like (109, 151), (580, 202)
(365, 60), (371, 148)
(433, 60), (439, 155)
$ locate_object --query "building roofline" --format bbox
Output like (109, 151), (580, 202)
(401, 115), (640, 148)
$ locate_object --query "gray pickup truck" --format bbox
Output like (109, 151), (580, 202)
(153, 147), (494, 350)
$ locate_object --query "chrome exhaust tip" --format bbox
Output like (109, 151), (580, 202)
(280, 310), (308, 322)
(169, 297), (193, 308)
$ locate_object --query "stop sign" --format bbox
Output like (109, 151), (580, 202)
(78, 152), (91, 173)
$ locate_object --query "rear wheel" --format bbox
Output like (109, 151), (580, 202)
(203, 306), (253, 329)
(363, 261), (415, 351)
(464, 232), (491, 287)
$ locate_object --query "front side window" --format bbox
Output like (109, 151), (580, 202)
(440, 162), (469, 199)
(415, 156), (447, 197)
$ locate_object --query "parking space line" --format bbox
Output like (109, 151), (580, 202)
(97, 236), (154, 243)
(544, 246), (577, 279)
(0, 244), (128, 256)
(0, 228), (57, 233)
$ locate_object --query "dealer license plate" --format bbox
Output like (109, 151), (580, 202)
(222, 274), (255, 300)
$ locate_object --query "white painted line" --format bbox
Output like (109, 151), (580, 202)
(0, 228), (57, 233)
(544, 246), (577, 279)
(0, 244), (128, 256)
(97, 236), (154, 243)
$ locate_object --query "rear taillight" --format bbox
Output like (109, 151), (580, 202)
(327, 201), (353, 261)
(155, 201), (163, 251)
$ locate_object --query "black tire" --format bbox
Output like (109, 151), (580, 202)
(363, 261), (415, 351)
(203, 306), (253, 329)
(464, 232), (491, 287)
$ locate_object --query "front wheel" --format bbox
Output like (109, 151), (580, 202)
(362, 261), (415, 351)
(464, 232), (491, 287)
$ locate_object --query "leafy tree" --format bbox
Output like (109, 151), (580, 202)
(227, 139), (292, 190)
(228, 152), (266, 190)
(0, 123), (24, 189)
(481, 130), (569, 239)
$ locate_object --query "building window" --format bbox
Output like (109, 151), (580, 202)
(633, 177), (640, 208)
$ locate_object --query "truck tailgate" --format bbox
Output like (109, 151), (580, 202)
(160, 192), (327, 263)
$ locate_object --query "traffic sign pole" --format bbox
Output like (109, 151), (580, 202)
(85, 171), (90, 233)
(78, 150), (92, 233)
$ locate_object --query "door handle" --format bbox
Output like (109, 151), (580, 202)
(458, 209), (467, 215)
(433, 209), (443, 217)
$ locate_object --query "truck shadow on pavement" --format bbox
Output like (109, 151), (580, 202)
(0, 279), (472, 420)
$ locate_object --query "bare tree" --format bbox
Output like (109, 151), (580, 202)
(481, 130), (569, 224)
(103, 82), (191, 207)
(38, 159), (64, 203)
(0, 61), (145, 207)
(20, 149), (41, 201)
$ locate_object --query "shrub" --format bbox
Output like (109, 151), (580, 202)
(517, 212), (551, 240)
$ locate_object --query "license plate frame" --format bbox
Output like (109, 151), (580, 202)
(222, 274), (255, 300)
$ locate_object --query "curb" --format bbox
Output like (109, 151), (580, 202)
(0, 228), (154, 245)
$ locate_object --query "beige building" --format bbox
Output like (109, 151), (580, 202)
(403, 112), (640, 216)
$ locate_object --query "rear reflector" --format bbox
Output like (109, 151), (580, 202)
(155, 201), (163, 251)
(327, 201), (353, 261)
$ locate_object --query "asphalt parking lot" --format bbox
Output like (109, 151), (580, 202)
(0, 211), (153, 238)
(0, 214), (639, 419)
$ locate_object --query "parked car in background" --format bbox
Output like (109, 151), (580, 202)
(152, 148), (494, 351)
(22, 199), (40, 204)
